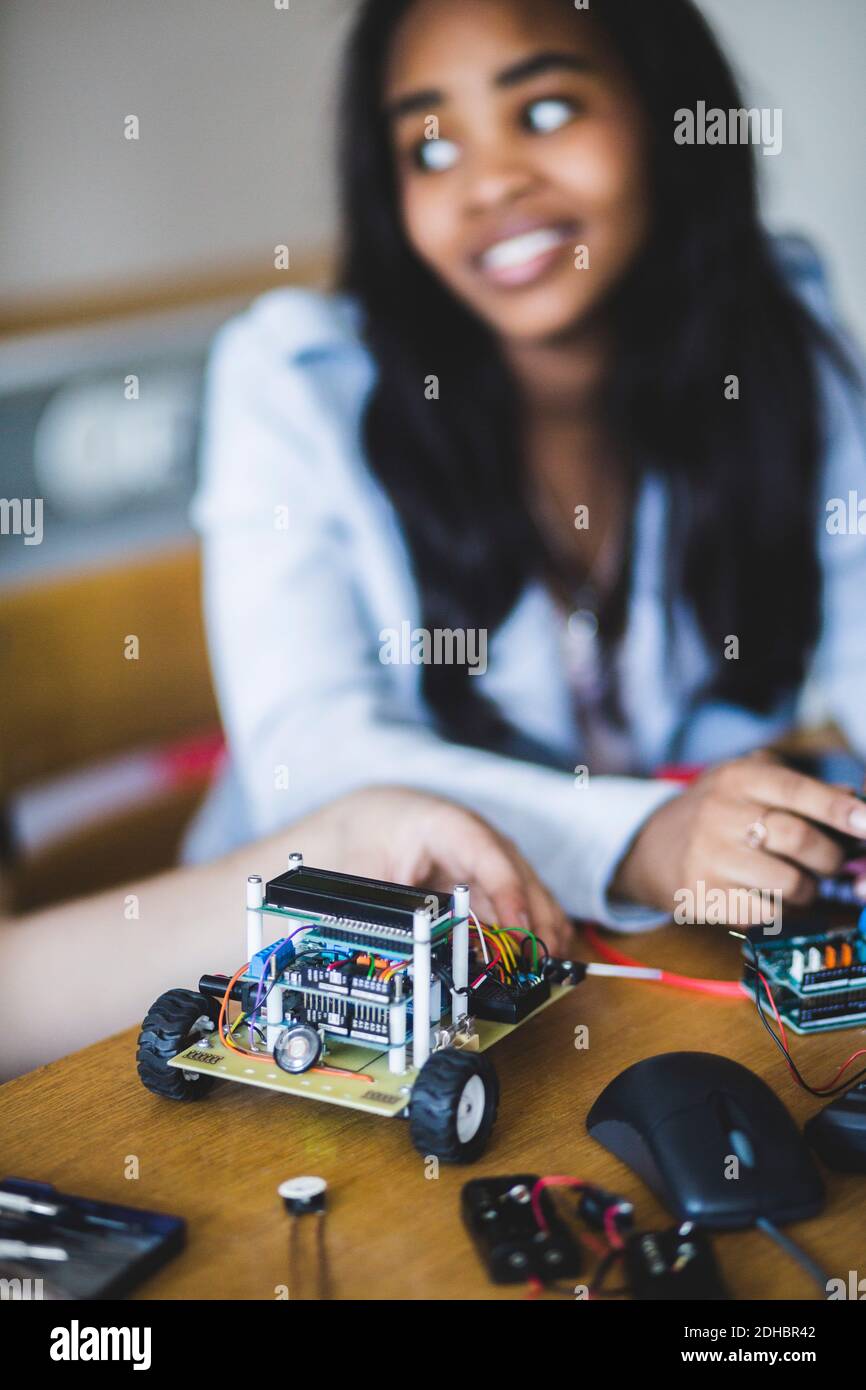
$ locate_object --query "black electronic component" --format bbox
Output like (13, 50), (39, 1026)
(198, 973), (243, 1005)
(265, 865), (450, 932)
(578, 1186), (635, 1236)
(623, 1223), (729, 1300)
(287, 986), (391, 1045)
(469, 975), (550, 1024)
(805, 1080), (866, 1172)
(462, 1174), (583, 1284)
(278, 1176), (328, 1214)
(284, 954), (409, 1003)
(198, 973), (284, 1019)
(542, 958), (588, 986)
(280, 1176), (330, 1300)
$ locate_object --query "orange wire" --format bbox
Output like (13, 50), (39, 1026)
(381, 961), (409, 982)
(219, 963), (265, 1060)
(217, 964), (374, 1082)
(312, 1064), (376, 1081)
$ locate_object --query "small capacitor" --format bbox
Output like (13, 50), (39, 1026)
(279, 1175), (330, 1300)
(807, 946), (823, 974)
(789, 949), (805, 984)
(824, 945), (838, 970)
(278, 1176), (327, 1215)
(840, 941), (854, 969)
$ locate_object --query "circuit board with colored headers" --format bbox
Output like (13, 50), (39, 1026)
(741, 913), (866, 1034)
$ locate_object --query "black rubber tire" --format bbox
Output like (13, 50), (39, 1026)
(136, 988), (220, 1102)
(409, 1048), (499, 1163)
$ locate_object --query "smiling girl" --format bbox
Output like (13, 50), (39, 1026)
(187, 0), (866, 942)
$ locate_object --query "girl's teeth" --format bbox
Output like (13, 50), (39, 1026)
(482, 227), (565, 271)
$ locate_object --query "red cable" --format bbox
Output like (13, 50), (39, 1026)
(753, 967), (866, 1094)
(817, 1047), (866, 1092)
(582, 923), (745, 999)
(468, 923), (505, 986)
(582, 924), (866, 1097)
(530, 1175), (587, 1233)
(603, 1203), (629, 1252)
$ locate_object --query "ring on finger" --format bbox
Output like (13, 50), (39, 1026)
(744, 815), (771, 851)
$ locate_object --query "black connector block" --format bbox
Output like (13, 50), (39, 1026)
(469, 975), (550, 1024)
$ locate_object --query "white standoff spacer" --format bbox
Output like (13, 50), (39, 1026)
(430, 975), (442, 1024)
(287, 852), (303, 871)
(412, 906), (433, 1071)
(266, 973), (284, 1052)
(389, 975), (408, 1075)
(451, 884), (470, 1023)
(246, 874), (264, 960)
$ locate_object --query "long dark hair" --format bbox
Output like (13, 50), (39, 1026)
(338, 0), (848, 759)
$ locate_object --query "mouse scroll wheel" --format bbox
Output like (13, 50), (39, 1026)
(713, 1093), (756, 1169)
(727, 1128), (756, 1169)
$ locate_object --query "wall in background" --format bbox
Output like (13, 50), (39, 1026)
(698, 0), (865, 338)
(0, 0), (350, 305)
(1, 0), (864, 339)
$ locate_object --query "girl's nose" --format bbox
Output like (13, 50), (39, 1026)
(462, 144), (540, 215)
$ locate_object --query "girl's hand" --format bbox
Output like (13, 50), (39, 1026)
(613, 753), (866, 918)
(295, 786), (576, 955)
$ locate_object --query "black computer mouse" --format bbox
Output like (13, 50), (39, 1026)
(586, 1052), (824, 1230)
(805, 1080), (866, 1173)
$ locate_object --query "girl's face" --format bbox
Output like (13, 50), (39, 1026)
(383, 0), (651, 344)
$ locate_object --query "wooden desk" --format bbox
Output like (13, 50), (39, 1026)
(1, 917), (864, 1300)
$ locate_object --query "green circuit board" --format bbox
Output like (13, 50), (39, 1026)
(169, 981), (573, 1117)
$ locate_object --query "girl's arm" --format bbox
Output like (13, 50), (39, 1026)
(0, 787), (569, 1080)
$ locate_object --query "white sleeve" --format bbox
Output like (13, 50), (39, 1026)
(193, 304), (680, 929)
(809, 340), (866, 758)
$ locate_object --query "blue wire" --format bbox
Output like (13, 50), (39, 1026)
(755, 1217), (828, 1292)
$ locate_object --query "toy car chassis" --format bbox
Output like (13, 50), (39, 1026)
(136, 855), (578, 1162)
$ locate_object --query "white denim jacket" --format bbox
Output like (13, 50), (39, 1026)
(185, 237), (866, 930)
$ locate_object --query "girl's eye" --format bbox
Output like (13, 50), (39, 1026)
(413, 136), (461, 173)
(524, 97), (576, 134)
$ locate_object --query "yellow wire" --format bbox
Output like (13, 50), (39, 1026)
(382, 961), (408, 981)
(488, 924), (518, 972)
(469, 921), (516, 978)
